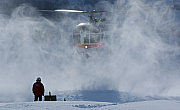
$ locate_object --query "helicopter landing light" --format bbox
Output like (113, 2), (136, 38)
(77, 44), (98, 48)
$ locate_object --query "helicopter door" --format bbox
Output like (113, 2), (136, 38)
(80, 31), (86, 44)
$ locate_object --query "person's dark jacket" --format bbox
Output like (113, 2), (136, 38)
(32, 82), (44, 96)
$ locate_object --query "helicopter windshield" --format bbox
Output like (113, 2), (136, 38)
(74, 23), (99, 33)
(84, 34), (102, 44)
(73, 24), (104, 45)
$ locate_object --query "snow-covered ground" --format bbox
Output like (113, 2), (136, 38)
(0, 100), (180, 110)
(1, 90), (180, 110)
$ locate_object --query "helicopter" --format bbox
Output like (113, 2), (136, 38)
(38, 9), (112, 58)
(38, 4), (174, 58)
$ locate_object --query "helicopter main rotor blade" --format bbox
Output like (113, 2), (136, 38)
(38, 5), (173, 14)
(38, 9), (111, 13)
(38, 9), (86, 13)
(90, 10), (111, 13)
(54, 9), (86, 13)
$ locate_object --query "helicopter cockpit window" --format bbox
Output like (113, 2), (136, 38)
(81, 26), (87, 32)
(83, 34), (103, 44)
(73, 24), (104, 45)
(84, 37), (89, 44)
(90, 27), (99, 33)
(90, 34), (101, 43)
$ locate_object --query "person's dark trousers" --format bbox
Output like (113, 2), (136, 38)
(34, 95), (42, 101)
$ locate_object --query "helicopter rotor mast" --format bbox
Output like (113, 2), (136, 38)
(87, 10), (109, 22)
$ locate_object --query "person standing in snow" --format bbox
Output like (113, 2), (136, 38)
(32, 77), (45, 101)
